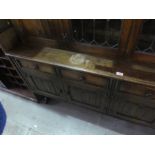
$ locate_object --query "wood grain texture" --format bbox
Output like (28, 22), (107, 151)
(0, 28), (18, 50)
(119, 20), (144, 58)
(25, 36), (118, 59)
(21, 20), (46, 37)
(132, 52), (155, 64)
(119, 19), (133, 57)
(126, 20), (144, 56)
(4, 19), (155, 128)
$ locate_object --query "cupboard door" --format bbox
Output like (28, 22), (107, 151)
(117, 81), (155, 107)
(109, 80), (155, 125)
(22, 68), (61, 97)
(109, 93), (155, 124)
(65, 80), (108, 112)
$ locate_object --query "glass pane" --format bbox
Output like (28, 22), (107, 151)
(71, 19), (122, 48)
(136, 20), (155, 55)
(0, 20), (11, 33)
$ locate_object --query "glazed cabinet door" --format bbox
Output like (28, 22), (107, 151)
(120, 19), (155, 64)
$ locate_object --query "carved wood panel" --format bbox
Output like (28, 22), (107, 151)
(110, 93), (155, 123)
(66, 80), (108, 112)
(22, 68), (61, 97)
(109, 80), (155, 124)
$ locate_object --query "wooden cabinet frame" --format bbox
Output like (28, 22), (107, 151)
(5, 44), (155, 127)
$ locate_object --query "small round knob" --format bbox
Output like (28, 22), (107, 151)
(145, 93), (153, 97)
(33, 64), (39, 70)
(79, 76), (85, 81)
(145, 90), (153, 97)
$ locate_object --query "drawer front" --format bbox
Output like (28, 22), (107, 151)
(118, 81), (155, 100)
(18, 59), (55, 74)
(61, 69), (109, 88)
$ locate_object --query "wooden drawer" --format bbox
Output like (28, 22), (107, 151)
(118, 81), (155, 99)
(61, 69), (109, 87)
(18, 59), (55, 74)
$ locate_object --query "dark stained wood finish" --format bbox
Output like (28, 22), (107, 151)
(0, 27), (18, 50)
(64, 79), (108, 112)
(12, 19), (72, 40)
(119, 20), (144, 58)
(0, 48), (27, 90)
(109, 92), (155, 125)
(21, 67), (62, 97)
(53, 19), (72, 40)
(126, 20), (144, 56)
(11, 19), (118, 58)
(5, 46), (155, 87)
(61, 68), (109, 87)
(109, 79), (155, 125)
(26, 36), (155, 64)
(119, 19), (133, 57)
(25, 36), (118, 59)
(118, 19), (155, 65)
(18, 59), (55, 74)
(119, 81), (155, 99)
(5, 46), (155, 127)
(11, 19), (148, 62)
(2, 19), (155, 128)
(132, 52), (155, 64)
(20, 20), (46, 37)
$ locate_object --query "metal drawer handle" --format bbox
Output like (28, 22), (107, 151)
(79, 76), (85, 81)
(145, 90), (153, 97)
(32, 64), (39, 70)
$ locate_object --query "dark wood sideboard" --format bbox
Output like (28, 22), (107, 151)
(1, 19), (155, 128)
(5, 46), (155, 128)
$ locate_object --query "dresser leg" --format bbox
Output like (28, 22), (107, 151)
(34, 93), (48, 104)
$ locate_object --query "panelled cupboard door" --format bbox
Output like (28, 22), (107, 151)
(109, 80), (155, 125)
(22, 68), (62, 97)
(64, 80), (108, 112)
(109, 93), (155, 125)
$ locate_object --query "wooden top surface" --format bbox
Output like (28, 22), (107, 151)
(5, 46), (155, 87)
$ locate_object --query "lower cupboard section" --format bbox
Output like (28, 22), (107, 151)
(11, 57), (155, 128)
(67, 83), (108, 112)
(109, 93), (155, 127)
